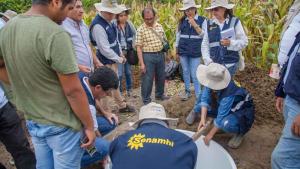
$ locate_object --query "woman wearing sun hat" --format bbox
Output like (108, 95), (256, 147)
(176, 0), (206, 101)
(186, 0), (248, 126)
(195, 63), (254, 148)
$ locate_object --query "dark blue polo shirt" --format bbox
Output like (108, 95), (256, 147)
(109, 123), (197, 169)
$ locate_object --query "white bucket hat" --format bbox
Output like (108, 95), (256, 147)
(0, 10), (17, 20)
(131, 102), (178, 128)
(205, 0), (235, 10)
(179, 0), (201, 11)
(94, 0), (123, 14)
(119, 4), (131, 12)
(196, 63), (231, 90)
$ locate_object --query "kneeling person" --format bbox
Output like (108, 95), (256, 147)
(109, 102), (197, 169)
(79, 67), (119, 167)
(196, 63), (255, 148)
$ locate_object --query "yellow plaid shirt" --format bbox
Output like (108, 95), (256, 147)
(135, 22), (165, 52)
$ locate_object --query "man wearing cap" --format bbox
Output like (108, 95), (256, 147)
(0, 0), (97, 168)
(194, 63), (254, 148)
(62, 0), (103, 73)
(136, 8), (170, 105)
(90, 0), (135, 113)
(109, 102), (197, 169)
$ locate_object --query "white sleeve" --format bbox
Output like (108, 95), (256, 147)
(228, 21), (248, 51)
(89, 105), (98, 131)
(175, 30), (181, 48)
(278, 13), (300, 66)
(201, 22), (213, 65)
(199, 19), (207, 37)
(92, 25), (123, 63)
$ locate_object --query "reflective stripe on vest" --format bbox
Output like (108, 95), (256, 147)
(179, 34), (203, 39)
(209, 42), (220, 48)
(231, 93), (250, 112)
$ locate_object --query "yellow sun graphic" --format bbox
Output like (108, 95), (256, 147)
(127, 133), (145, 150)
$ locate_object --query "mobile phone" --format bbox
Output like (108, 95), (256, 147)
(81, 136), (97, 157)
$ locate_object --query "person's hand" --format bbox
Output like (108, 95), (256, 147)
(95, 60), (103, 68)
(104, 112), (119, 125)
(292, 114), (300, 137)
(120, 54), (127, 64)
(188, 17), (198, 27)
(203, 134), (213, 146)
(95, 130), (102, 137)
(81, 128), (96, 148)
(220, 39), (231, 47)
(140, 63), (146, 74)
(79, 65), (91, 73)
(198, 119), (206, 131)
(276, 97), (284, 113)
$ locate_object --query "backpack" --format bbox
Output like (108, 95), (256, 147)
(165, 59), (179, 80)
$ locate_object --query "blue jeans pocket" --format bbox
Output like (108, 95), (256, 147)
(26, 120), (69, 138)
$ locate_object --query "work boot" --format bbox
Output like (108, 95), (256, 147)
(227, 134), (244, 149)
(186, 109), (197, 125)
(119, 104), (136, 113)
(180, 92), (191, 101)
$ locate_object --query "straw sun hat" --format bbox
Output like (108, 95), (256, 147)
(94, 0), (123, 14)
(179, 0), (201, 11)
(196, 63), (231, 90)
(205, 0), (235, 10)
(0, 10), (17, 20)
(131, 102), (178, 128)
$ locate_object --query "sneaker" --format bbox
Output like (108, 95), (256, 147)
(155, 95), (170, 101)
(227, 134), (244, 149)
(186, 110), (196, 125)
(180, 92), (191, 101)
(119, 104), (136, 113)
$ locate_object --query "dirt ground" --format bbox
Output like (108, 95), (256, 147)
(0, 63), (284, 169)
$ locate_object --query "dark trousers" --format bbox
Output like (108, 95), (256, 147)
(0, 102), (36, 169)
(141, 52), (165, 104)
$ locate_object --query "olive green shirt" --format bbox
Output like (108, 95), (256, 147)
(0, 15), (82, 130)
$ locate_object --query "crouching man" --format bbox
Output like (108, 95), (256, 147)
(109, 102), (197, 169)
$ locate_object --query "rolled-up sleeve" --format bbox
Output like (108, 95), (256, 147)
(92, 25), (122, 63)
(227, 21), (248, 52)
(214, 96), (235, 129)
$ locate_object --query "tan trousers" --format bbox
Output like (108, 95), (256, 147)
(106, 64), (127, 109)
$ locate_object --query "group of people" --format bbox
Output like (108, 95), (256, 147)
(0, 0), (299, 168)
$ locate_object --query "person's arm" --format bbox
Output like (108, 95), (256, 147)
(128, 21), (137, 48)
(92, 25), (123, 63)
(135, 26), (146, 73)
(201, 23), (213, 65)
(57, 73), (95, 147)
(227, 20), (248, 51)
(0, 60), (10, 84)
(90, 44), (103, 68)
(204, 96), (235, 145)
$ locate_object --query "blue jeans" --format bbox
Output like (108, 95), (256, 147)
(271, 96), (300, 169)
(81, 116), (116, 167)
(193, 63), (238, 113)
(180, 56), (201, 97)
(26, 121), (84, 169)
(118, 62), (132, 93)
(141, 52), (165, 104)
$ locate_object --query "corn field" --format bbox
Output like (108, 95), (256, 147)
(83, 0), (294, 68)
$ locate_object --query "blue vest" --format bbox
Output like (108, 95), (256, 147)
(78, 72), (95, 106)
(90, 14), (121, 65)
(178, 16), (205, 57)
(208, 17), (240, 64)
(109, 123), (197, 169)
(284, 47), (300, 104)
(219, 81), (255, 134)
(116, 22), (134, 50)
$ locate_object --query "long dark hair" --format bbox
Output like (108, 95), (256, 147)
(224, 9), (234, 18)
(116, 10), (130, 25)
